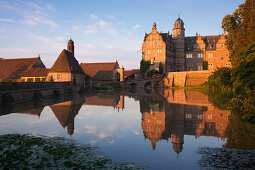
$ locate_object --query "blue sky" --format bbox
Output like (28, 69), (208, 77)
(0, 0), (244, 69)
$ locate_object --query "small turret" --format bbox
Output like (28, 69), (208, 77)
(67, 38), (74, 57)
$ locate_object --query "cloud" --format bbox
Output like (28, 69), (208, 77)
(84, 25), (98, 34)
(132, 24), (140, 29)
(96, 20), (109, 27)
(57, 36), (65, 41)
(0, 18), (16, 23)
(106, 28), (118, 37)
(89, 14), (98, 19)
(29, 34), (51, 43)
(21, 14), (58, 27)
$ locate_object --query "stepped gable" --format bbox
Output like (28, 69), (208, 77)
(144, 33), (170, 42)
(80, 62), (118, 78)
(20, 68), (50, 77)
(0, 57), (45, 79)
(185, 35), (225, 52)
(50, 49), (85, 74)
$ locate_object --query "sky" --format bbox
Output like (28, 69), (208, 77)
(0, 0), (245, 69)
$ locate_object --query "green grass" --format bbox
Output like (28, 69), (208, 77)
(94, 85), (113, 91)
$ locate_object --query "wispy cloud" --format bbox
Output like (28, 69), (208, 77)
(132, 24), (140, 29)
(20, 13), (57, 27)
(84, 25), (98, 34)
(89, 14), (98, 19)
(0, 18), (16, 23)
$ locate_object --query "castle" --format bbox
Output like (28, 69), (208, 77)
(142, 17), (231, 72)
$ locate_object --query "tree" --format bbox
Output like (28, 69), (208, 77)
(203, 61), (208, 70)
(222, 0), (255, 66)
(159, 62), (164, 74)
(140, 59), (150, 74)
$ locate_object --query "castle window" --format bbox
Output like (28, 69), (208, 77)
(198, 53), (203, 58)
(226, 53), (229, 57)
(186, 54), (192, 58)
(156, 41), (161, 45)
(208, 115), (212, 119)
(221, 55), (223, 59)
(157, 49), (162, 53)
(148, 50), (150, 54)
(197, 115), (203, 119)
(57, 74), (60, 80)
(208, 53), (213, 58)
(221, 45), (224, 48)
(186, 114), (192, 119)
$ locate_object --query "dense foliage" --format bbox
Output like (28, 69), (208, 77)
(140, 59), (150, 74)
(222, 0), (255, 66)
(159, 62), (164, 74)
(204, 42), (255, 121)
(204, 0), (255, 122)
(203, 61), (208, 70)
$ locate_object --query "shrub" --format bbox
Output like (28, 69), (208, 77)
(140, 59), (150, 74)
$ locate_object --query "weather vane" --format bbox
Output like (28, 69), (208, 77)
(69, 34), (72, 40)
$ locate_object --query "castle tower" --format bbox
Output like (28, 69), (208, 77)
(172, 17), (185, 37)
(67, 39), (74, 57)
(172, 17), (185, 71)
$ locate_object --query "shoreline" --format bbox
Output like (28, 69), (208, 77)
(198, 147), (255, 169)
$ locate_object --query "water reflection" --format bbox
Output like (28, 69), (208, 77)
(1, 89), (254, 168)
(140, 89), (230, 154)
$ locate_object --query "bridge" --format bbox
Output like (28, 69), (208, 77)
(123, 76), (163, 89)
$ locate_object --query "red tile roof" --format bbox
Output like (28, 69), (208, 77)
(124, 69), (140, 78)
(80, 62), (119, 77)
(20, 68), (50, 77)
(0, 57), (45, 79)
(50, 49), (85, 74)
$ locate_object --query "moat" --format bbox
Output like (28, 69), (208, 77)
(0, 89), (254, 169)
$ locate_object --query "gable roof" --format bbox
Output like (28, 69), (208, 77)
(92, 70), (113, 81)
(185, 35), (225, 52)
(124, 69), (140, 78)
(20, 68), (50, 77)
(80, 62), (118, 77)
(144, 33), (170, 42)
(50, 100), (83, 127)
(0, 57), (44, 79)
(50, 49), (85, 74)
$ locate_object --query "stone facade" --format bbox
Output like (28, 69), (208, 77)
(142, 17), (231, 72)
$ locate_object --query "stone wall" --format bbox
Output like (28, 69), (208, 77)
(0, 82), (70, 91)
(163, 70), (212, 87)
(0, 86), (83, 104)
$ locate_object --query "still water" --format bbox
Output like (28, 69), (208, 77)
(0, 89), (231, 169)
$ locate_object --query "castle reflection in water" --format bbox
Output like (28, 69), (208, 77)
(1, 89), (230, 154)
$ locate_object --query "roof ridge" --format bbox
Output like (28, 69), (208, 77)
(0, 57), (39, 60)
(81, 62), (116, 64)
